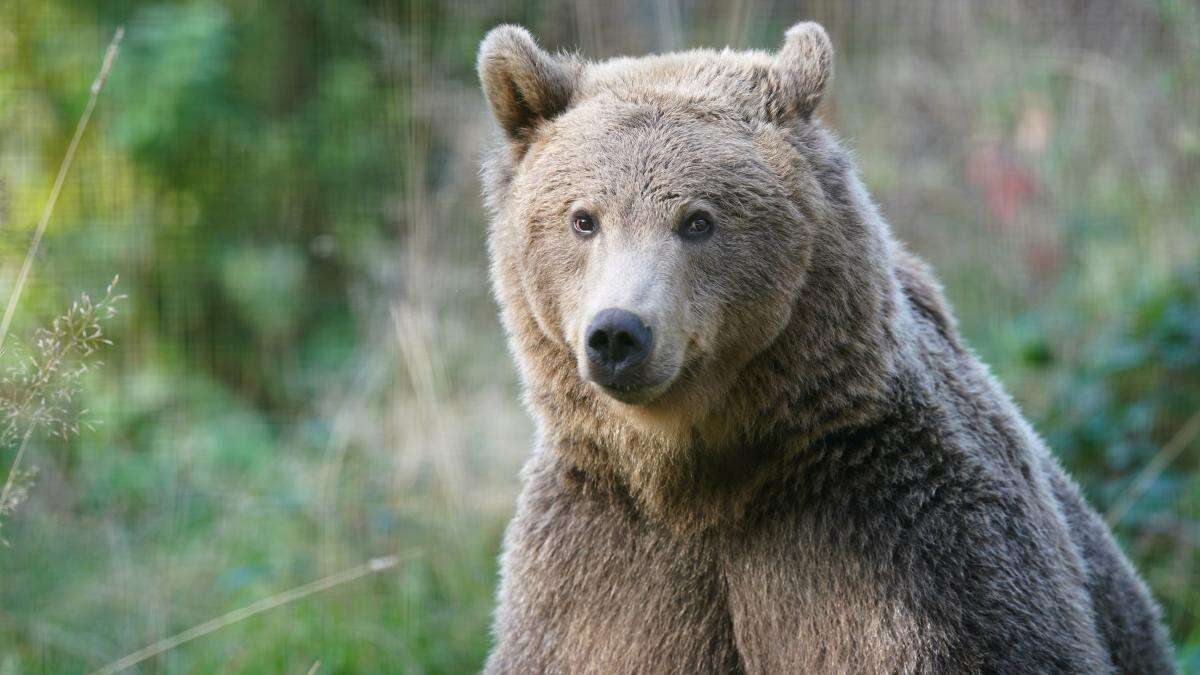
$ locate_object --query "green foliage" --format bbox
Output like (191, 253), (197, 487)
(1037, 268), (1200, 668)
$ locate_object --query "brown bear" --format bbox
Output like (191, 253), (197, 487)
(476, 21), (1175, 674)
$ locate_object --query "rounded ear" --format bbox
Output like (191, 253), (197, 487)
(766, 22), (833, 123)
(477, 25), (576, 145)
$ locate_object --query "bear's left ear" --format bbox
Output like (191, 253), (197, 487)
(478, 25), (576, 147)
(765, 22), (833, 123)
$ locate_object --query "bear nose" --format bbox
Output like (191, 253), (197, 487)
(585, 308), (652, 384)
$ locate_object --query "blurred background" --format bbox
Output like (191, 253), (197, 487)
(0, 0), (1197, 672)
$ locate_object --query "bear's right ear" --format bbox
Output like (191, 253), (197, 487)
(478, 25), (576, 146)
(765, 22), (833, 123)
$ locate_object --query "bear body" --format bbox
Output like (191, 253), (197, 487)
(477, 22), (1174, 674)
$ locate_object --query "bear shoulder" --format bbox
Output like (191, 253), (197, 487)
(893, 246), (962, 351)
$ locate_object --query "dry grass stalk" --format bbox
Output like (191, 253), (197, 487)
(90, 553), (414, 675)
(1107, 408), (1200, 527)
(0, 25), (125, 544)
(0, 26), (124, 357)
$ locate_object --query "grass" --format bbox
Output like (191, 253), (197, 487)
(0, 27), (124, 554)
(90, 553), (411, 675)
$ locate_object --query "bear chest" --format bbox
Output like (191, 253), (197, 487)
(499, 469), (933, 674)
(720, 514), (934, 673)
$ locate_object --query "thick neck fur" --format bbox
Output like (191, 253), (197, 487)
(490, 125), (924, 534)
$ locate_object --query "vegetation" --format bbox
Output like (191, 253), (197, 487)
(0, 1), (1196, 672)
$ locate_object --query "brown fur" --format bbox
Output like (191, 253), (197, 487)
(477, 23), (1175, 673)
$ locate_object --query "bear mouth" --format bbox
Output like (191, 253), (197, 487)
(590, 361), (687, 405)
(579, 339), (692, 407)
(594, 381), (665, 405)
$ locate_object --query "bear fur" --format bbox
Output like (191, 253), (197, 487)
(476, 22), (1175, 674)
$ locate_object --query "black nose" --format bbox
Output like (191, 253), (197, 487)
(585, 308), (652, 384)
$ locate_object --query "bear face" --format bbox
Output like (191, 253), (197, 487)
(509, 100), (810, 407)
(480, 24), (841, 429)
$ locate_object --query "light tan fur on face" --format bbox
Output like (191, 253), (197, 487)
(569, 230), (691, 402)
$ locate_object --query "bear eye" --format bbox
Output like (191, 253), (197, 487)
(571, 210), (597, 237)
(680, 211), (714, 241)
